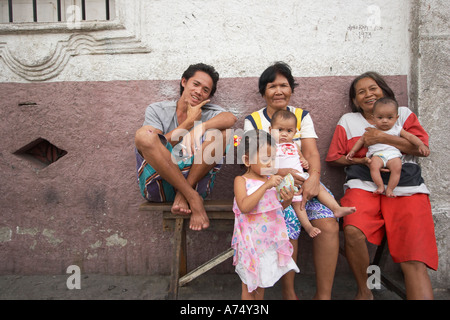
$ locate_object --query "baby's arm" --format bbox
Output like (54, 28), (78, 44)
(346, 136), (365, 160)
(234, 175), (282, 213)
(297, 148), (309, 170)
(400, 129), (430, 157)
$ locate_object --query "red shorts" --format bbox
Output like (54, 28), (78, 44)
(341, 188), (438, 270)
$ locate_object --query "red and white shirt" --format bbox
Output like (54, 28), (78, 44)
(326, 107), (430, 196)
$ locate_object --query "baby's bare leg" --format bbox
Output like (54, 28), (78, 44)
(385, 157), (402, 197)
(369, 156), (385, 194)
(292, 202), (321, 238)
(316, 186), (356, 218)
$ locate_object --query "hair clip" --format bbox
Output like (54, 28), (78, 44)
(233, 135), (241, 147)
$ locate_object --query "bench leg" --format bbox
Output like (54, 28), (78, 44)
(168, 217), (187, 300)
(372, 236), (386, 266)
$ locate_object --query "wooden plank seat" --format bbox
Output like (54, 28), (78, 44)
(139, 199), (234, 300)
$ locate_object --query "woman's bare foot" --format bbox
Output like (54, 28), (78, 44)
(354, 288), (374, 300)
(282, 289), (299, 300)
(171, 192), (191, 215)
(333, 206), (356, 218)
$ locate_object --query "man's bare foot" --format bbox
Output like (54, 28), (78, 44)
(188, 195), (209, 231)
(333, 206), (356, 218)
(171, 192), (191, 215)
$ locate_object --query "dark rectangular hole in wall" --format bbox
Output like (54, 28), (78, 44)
(14, 138), (67, 169)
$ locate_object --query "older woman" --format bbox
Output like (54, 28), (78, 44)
(326, 71), (438, 299)
(244, 62), (339, 300)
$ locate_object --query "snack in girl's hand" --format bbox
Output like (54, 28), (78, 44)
(276, 173), (298, 201)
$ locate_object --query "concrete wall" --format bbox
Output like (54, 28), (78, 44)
(0, 0), (448, 289)
(409, 0), (450, 287)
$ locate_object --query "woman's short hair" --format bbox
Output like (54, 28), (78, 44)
(258, 61), (299, 96)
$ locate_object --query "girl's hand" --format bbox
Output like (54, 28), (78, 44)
(266, 175), (283, 189)
(279, 185), (294, 207)
(277, 168), (306, 189)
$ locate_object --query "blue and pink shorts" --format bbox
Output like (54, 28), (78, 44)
(284, 183), (336, 240)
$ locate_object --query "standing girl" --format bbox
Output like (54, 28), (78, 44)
(232, 129), (299, 300)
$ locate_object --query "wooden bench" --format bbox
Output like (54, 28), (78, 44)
(139, 199), (234, 300)
(141, 200), (406, 300)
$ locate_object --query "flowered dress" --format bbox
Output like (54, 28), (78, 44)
(231, 177), (300, 292)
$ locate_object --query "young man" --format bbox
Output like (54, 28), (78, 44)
(135, 63), (237, 231)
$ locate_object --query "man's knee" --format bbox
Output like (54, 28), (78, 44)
(135, 126), (161, 151)
(344, 225), (366, 247)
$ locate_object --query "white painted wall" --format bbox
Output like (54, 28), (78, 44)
(0, 0), (411, 82)
(140, 0), (412, 79)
